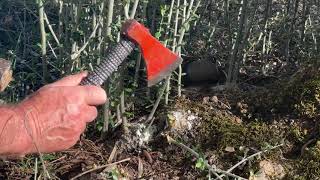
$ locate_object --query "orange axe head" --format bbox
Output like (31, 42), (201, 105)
(121, 20), (183, 87)
(80, 20), (183, 87)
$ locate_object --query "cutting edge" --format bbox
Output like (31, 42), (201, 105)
(147, 56), (183, 87)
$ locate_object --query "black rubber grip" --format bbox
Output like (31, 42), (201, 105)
(80, 39), (136, 86)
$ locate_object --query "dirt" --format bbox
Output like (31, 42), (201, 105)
(1, 63), (320, 179)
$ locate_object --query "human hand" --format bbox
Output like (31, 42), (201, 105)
(0, 72), (106, 156)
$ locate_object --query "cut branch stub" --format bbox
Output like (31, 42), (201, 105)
(0, 59), (13, 92)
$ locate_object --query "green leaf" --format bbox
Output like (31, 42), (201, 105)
(195, 158), (206, 170)
(160, 5), (167, 16)
(43, 154), (56, 161)
(97, 124), (103, 131)
(155, 32), (161, 39)
(125, 88), (133, 93)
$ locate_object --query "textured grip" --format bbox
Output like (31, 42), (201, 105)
(80, 39), (135, 86)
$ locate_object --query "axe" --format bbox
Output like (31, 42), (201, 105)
(80, 19), (183, 87)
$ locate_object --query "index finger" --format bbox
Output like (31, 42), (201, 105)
(49, 71), (88, 87)
(81, 85), (107, 106)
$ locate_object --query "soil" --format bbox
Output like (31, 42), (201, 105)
(1, 63), (320, 180)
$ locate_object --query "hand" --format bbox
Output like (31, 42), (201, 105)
(0, 72), (107, 156)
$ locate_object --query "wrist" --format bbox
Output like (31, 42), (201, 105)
(0, 106), (35, 156)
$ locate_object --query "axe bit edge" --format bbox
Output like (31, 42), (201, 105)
(147, 56), (183, 87)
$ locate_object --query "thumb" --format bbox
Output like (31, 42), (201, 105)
(49, 71), (88, 87)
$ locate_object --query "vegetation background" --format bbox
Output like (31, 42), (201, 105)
(0, 0), (320, 179)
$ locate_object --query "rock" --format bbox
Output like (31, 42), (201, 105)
(234, 117), (242, 124)
(182, 60), (226, 87)
(224, 146), (235, 153)
(203, 96), (210, 104)
(259, 160), (285, 179)
(211, 96), (219, 104)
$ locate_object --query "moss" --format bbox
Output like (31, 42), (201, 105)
(230, 62), (320, 120)
(176, 99), (281, 150)
(279, 64), (320, 118)
(171, 65), (320, 177)
(286, 143), (320, 179)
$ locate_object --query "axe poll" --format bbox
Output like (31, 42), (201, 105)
(80, 19), (183, 87)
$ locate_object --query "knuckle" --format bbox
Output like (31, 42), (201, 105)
(65, 88), (84, 103)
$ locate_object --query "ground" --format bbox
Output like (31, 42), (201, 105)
(1, 61), (320, 180)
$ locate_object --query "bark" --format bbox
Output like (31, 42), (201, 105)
(38, 0), (48, 83)
(300, 0), (310, 46)
(226, 0), (248, 85)
(102, 0), (115, 134)
(285, 0), (300, 60)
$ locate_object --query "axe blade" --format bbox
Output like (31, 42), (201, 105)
(122, 20), (183, 87)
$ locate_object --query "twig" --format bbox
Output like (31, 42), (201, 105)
(147, 77), (170, 122)
(301, 138), (316, 157)
(138, 157), (143, 178)
(120, 90), (129, 134)
(216, 143), (284, 180)
(71, 19), (101, 60)
(70, 158), (131, 180)
(130, 0), (140, 19)
(34, 158), (38, 180)
(124, 1), (130, 20)
(166, 135), (247, 180)
(43, 12), (61, 46)
(22, 109), (51, 179)
(38, 0), (48, 83)
(108, 141), (119, 163)
(49, 155), (66, 164)
(47, 41), (57, 59)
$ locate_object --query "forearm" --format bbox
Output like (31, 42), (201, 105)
(0, 106), (33, 156)
(0, 72), (106, 157)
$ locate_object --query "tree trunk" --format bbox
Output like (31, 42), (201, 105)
(226, 0), (248, 85)
(285, 0), (300, 60)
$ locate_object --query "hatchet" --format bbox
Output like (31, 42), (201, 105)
(80, 19), (183, 87)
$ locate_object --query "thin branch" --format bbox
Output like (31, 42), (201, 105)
(43, 12), (61, 46)
(34, 158), (38, 180)
(216, 143), (284, 180)
(124, 1), (130, 20)
(47, 41), (57, 59)
(130, 0), (140, 19)
(166, 135), (247, 180)
(106, 0), (114, 38)
(38, 0), (47, 83)
(71, 20), (101, 60)
(70, 158), (131, 180)
(147, 77), (170, 122)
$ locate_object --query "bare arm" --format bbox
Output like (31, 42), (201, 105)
(0, 106), (33, 155)
(0, 72), (106, 157)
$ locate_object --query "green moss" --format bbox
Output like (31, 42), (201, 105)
(286, 143), (320, 179)
(178, 99), (284, 153)
(279, 64), (320, 118)
(172, 65), (320, 177)
(294, 79), (320, 117)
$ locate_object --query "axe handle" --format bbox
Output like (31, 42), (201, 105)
(80, 39), (135, 86)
